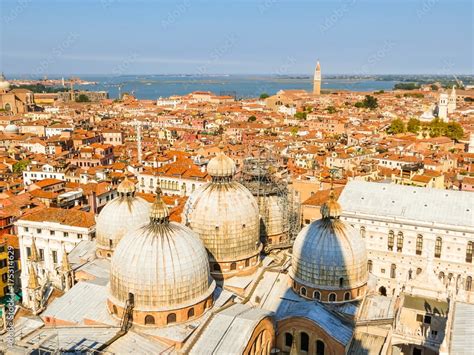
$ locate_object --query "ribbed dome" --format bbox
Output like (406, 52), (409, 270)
(291, 193), (367, 291)
(0, 73), (10, 92)
(109, 194), (215, 312)
(184, 152), (261, 269)
(207, 152), (236, 178)
(96, 187), (151, 256)
(184, 182), (260, 262)
(259, 194), (289, 238)
(4, 124), (19, 134)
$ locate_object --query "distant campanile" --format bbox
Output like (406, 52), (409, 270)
(313, 60), (321, 95)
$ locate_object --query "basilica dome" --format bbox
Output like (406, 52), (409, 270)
(183, 147), (261, 279)
(290, 189), (368, 303)
(0, 73), (10, 92)
(95, 178), (151, 258)
(108, 189), (215, 326)
(4, 124), (19, 134)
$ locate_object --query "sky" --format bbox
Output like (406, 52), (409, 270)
(0, 0), (472, 76)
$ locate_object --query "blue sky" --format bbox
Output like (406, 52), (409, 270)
(1, 0), (472, 75)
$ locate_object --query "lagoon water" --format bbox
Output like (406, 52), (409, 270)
(76, 75), (398, 100)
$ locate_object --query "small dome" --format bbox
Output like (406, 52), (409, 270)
(0, 73), (10, 92)
(109, 192), (215, 318)
(4, 124), (19, 134)
(96, 185), (151, 257)
(117, 177), (136, 194)
(207, 144), (236, 178)
(290, 191), (368, 297)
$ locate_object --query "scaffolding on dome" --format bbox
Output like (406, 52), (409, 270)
(239, 155), (301, 252)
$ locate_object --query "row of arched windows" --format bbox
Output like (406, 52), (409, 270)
(127, 307), (197, 326)
(438, 272), (472, 291)
(284, 332), (325, 354)
(299, 286), (351, 302)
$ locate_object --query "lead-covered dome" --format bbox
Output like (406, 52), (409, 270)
(0, 73), (10, 92)
(96, 178), (151, 258)
(290, 189), (368, 302)
(183, 147), (261, 279)
(108, 189), (215, 326)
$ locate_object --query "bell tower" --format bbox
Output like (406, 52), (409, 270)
(313, 61), (321, 96)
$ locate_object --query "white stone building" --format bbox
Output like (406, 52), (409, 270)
(339, 181), (474, 303)
(15, 208), (96, 306)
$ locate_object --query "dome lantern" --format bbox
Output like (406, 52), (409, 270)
(320, 187), (342, 219)
(150, 187), (169, 223)
(206, 142), (236, 181)
(117, 177), (136, 197)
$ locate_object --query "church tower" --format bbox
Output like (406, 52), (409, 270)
(438, 92), (449, 122)
(313, 61), (321, 96)
(448, 85), (457, 114)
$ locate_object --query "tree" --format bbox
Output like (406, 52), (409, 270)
(388, 119), (406, 134)
(429, 118), (445, 138)
(363, 95), (378, 110)
(76, 94), (90, 103)
(13, 160), (30, 174)
(248, 115), (257, 122)
(407, 118), (421, 134)
(294, 111), (307, 120)
(445, 122), (464, 141)
(354, 95), (378, 110)
(326, 106), (337, 114)
(259, 93), (269, 99)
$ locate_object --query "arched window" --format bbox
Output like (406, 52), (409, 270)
(379, 286), (387, 296)
(313, 290), (321, 301)
(316, 340), (325, 355)
(360, 226), (366, 238)
(390, 264), (396, 279)
(397, 232), (404, 252)
(344, 292), (351, 301)
(300, 287), (307, 297)
(416, 235), (423, 255)
(144, 315), (155, 325)
(435, 237), (442, 258)
(439, 271), (445, 282)
(167, 313), (176, 324)
(4, 103), (11, 112)
(112, 305), (117, 314)
(416, 268), (422, 275)
(466, 241), (473, 263)
(245, 258), (250, 267)
(213, 263), (220, 272)
(388, 231), (394, 251)
(285, 332), (293, 347)
(300, 332), (309, 352)
(187, 308), (195, 319)
(466, 276), (472, 291)
(368, 260), (373, 272)
(339, 277), (344, 288)
(329, 293), (336, 302)
(230, 262), (237, 271)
